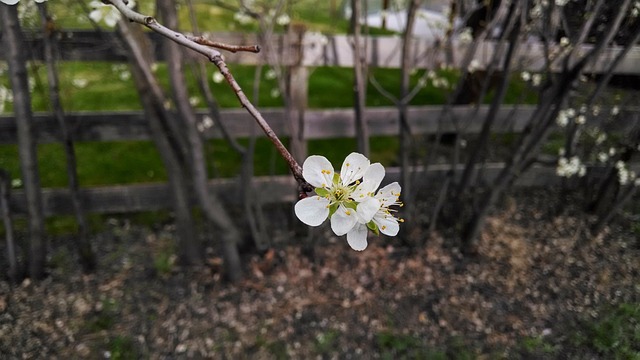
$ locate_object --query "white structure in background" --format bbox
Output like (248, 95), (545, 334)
(343, 0), (458, 40)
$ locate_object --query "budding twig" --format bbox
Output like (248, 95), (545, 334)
(107, 0), (312, 193)
(187, 35), (261, 53)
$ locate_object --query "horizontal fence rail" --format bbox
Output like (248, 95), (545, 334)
(3, 31), (640, 74)
(1, 105), (636, 144)
(9, 163), (638, 217)
(0, 164), (563, 216)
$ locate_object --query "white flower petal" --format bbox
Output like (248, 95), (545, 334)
(374, 213), (400, 236)
(346, 224), (368, 251)
(330, 205), (358, 236)
(302, 155), (334, 188)
(89, 9), (103, 22)
(340, 152), (369, 185)
(352, 162), (385, 200)
(1, 0), (20, 5)
(356, 197), (380, 223)
(294, 196), (330, 226)
(376, 182), (401, 206)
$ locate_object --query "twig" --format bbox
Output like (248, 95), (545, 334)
(187, 35), (261, 53)
(107, 0), (312, 193)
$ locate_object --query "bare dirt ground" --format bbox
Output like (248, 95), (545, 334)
(1, 189), (638, 359)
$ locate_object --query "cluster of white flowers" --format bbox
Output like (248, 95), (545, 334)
(467, 59), (481, 73)
(0, 0), (46, 5)
(212, 72), (224, 84)
(458, 27), (473, 44)
(265, 68), (277, 80)
(521, 71), (542, 86)
(632, 1), (640, 17)
(556, 155), (586, 178)
(556, 108), (576, 127)
(72, 78), (89, 89)
(275, 14), (290, 26)
(111, 64), (131, 81)
(307, 32), (329, 47)
(615, 161), (637, 186)
(196, 115), (214, 133)
(611, 105), (620, 116)
(233, 11), (253, 25)
(555, 0), (570, 6)
(89, 0), (135, 28)
(597, 152), (609, 163)
(294, 153), (403, 251)
(0, 85), (13, 114)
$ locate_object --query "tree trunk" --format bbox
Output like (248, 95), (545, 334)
(117, 18), (201, 269)
(1, 4), (46, 280)
(0, 170), (19, 283)
(157, 0), (243, 281)
(398, 0), (421, 202)
(37, 3), (96, 272)
(351, 0), (370, 156)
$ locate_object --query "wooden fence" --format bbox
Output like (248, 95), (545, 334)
(2, 104), (638, 216)
(2, 31), (639, 216)
(4, 31), (640, 74)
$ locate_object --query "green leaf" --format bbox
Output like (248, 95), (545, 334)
(315, 188), (329, 197)
(343, 200), (357, 210)
(328, 203), (339, 217)
(367, 220), (379, 235)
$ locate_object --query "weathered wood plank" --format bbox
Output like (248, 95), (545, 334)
(9, 175), (298, 216)
(3, 31), (639, 74)
(2, 105), (633, 144)
(9, 162), (638, 216)
(0, 106), (538, 143)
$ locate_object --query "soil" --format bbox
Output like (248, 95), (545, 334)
(0, 189), (638, 359)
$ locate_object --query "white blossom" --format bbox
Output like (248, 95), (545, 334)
(560, 37), (570, 47)
(294, 153), (402, 251)
(189, 96), (200, 106)
(575, 115), (586, 125)
(556, 109), (572, 127)
(616, 161), (632, 185)
(0, 0), (46, 5)
(212, 72), (224, 83)
(532, 74), (542, 87)
(467, 59), (481, 73)
(458, 27), (473, 44)
(556, 156), (586, 178)
(275, 14), (290, 26)
(555, 0), (569, 6)
(72, 78), (89, 88)
(611, 105), (620, 116)
(89, 0), (134, 28)
(270, 88), (280, 98)
(597, 152), (608, 163)
(265, 69), (277, 80)
(521, 71), (531, 82)
(234, 11), (253, 25)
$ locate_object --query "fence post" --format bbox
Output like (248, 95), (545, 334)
(287, 23), (308, 163)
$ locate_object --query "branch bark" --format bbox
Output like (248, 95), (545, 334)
(37, 2), (96, 272)
(1, 4), (46, 280)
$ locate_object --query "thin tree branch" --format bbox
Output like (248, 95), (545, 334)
(187, 35), (261, 53)
(107, 0), (312, 193)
